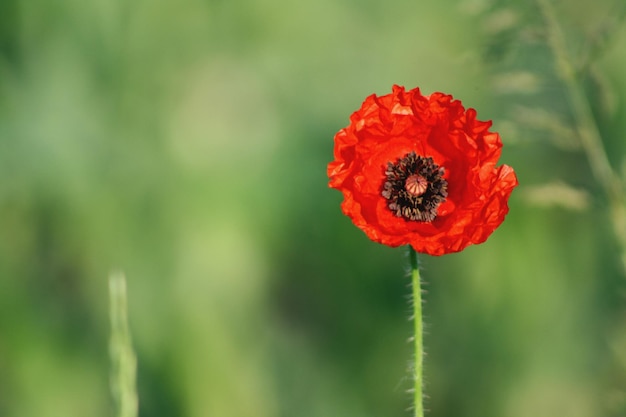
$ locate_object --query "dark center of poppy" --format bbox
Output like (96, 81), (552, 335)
(381, 152), (448, 222)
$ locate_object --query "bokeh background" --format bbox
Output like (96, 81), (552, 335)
(1, 0), (626, 416)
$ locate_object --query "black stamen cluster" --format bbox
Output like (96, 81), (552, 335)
(381, 152), (448, 222)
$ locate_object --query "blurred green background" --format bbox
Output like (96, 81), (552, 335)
(1, 0), (626, 416)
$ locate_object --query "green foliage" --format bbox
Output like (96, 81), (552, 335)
(0, 0), (625, 416)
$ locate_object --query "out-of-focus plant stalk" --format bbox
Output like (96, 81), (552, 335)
(539, 0), (626, 275)
(109, 271), (138, 417)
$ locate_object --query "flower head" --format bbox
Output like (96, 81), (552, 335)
(328, 85), (518, 255)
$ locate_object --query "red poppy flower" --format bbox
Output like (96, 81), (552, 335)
(328, 85), (518, 255)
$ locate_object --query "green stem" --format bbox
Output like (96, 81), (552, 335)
(409, 246), (424, 417)
(109, 271), (138, 417)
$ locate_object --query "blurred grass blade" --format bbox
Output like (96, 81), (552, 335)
(109, 272), (138, 417)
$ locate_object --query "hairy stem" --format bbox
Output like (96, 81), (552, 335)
(410, 246), (424, 417)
